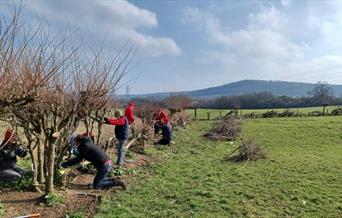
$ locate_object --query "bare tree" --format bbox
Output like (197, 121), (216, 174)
(2, 4), (137, 195)
(307, 82), (334, 105)
(165, 94), (192, 116)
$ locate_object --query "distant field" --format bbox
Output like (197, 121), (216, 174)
(186, 106), (342, 120)
(97, 116), (342, 217)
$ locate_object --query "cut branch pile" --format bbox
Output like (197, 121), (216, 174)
(170, 111), (192, 129)
(204, 116), (241, 141)
(225, 138), (265, 162)
(127, 118), (154, 153)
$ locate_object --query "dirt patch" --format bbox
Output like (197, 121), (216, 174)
(125, 153), (151, 168)
(0, 152), (151, 218)
(0, 188), (98, 218)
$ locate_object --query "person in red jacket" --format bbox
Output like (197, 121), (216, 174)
(103, 111), (129, 166)
(153, 108), (169, 138)
(124, 101), (135, 137)
(124, 101), (135, 125)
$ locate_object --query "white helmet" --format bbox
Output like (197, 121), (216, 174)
(68, 133), (79, 146)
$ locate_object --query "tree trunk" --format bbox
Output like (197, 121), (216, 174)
(46, 139), (56, 193)
(38, 134), (45, 184)
(96, 122), (102, 145)
(28, 139), (42, 193)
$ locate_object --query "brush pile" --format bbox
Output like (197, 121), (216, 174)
(331, 107), (342, 116)
(128, 118), (154, 153)
(204, 115), (241, 141)
(170, 111), (192, 129)
(226, 138), (265, 162)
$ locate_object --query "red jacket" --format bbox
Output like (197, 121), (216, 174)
(105, 116), (129, 140)
(155, 109), (169, 123)
(105, 117), (126, 126)
(124, 101), (135, 125)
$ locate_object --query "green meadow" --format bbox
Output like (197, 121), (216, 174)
(97, 116), (342, 217)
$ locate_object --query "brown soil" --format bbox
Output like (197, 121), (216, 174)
(0, 188), (99, 218)
(0, 152), (150, 218)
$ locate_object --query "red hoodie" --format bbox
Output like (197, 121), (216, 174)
(124, 101), (135, 125)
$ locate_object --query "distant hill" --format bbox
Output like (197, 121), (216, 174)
(120, 80), (342, 99)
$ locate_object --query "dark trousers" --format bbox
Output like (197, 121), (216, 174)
(158, 138), (171, 145)
(154, 124), (160, 136)
(93, 161), (113, 188)
(0, 166), (26, 182)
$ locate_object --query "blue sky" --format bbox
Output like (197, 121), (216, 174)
(3, 0), (342, 94)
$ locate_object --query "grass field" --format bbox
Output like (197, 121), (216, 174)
(97, 117), (342, 217)
(186, 106), (342, 120)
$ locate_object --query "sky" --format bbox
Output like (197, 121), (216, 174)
(2, 0), (342, 94)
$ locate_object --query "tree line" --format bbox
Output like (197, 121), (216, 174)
(195, 82), (339, 109)
(125, 82), (340, 110)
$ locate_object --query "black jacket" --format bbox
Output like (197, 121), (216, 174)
(0, 143), (27, 170)
(64, 137), (110, 170)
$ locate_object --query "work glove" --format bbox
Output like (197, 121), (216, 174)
(104, 117), (109, 124)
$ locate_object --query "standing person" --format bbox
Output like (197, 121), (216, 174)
(124, 101), (135, 125)
(0, 129), (28, 182)
(61, 133), (126, 189)
(124, 101), (135, 137)
(103, 111), (129, 166)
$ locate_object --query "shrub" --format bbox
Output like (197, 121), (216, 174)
(278, 110), (295, 117)
(204, 116), (241, 141)
(243, 112), (258, 119)
(331, 107), (342, 116)
(225, 138), (265, 162)
(262, 110), (278, 118)
(310, 111), (323, 116)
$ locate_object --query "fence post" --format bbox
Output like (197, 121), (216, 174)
(194, 108), (197, 120)
(219, 111), (222, 118)
(296, 110), (299, 117)
(207, 112), (210, 120)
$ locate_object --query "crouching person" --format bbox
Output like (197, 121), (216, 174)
(156, 118), (173, 145)
(61, 133), (126, 189)
(0, 129), (28, 182)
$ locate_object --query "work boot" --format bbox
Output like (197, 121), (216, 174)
(114, 178), (127, 190)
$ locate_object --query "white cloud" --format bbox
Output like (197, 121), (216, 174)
(180, 3), (342, 85)
(23, 0), (181, 57)
(182, 6), (305, 65)
(281, 0), (291, 9)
